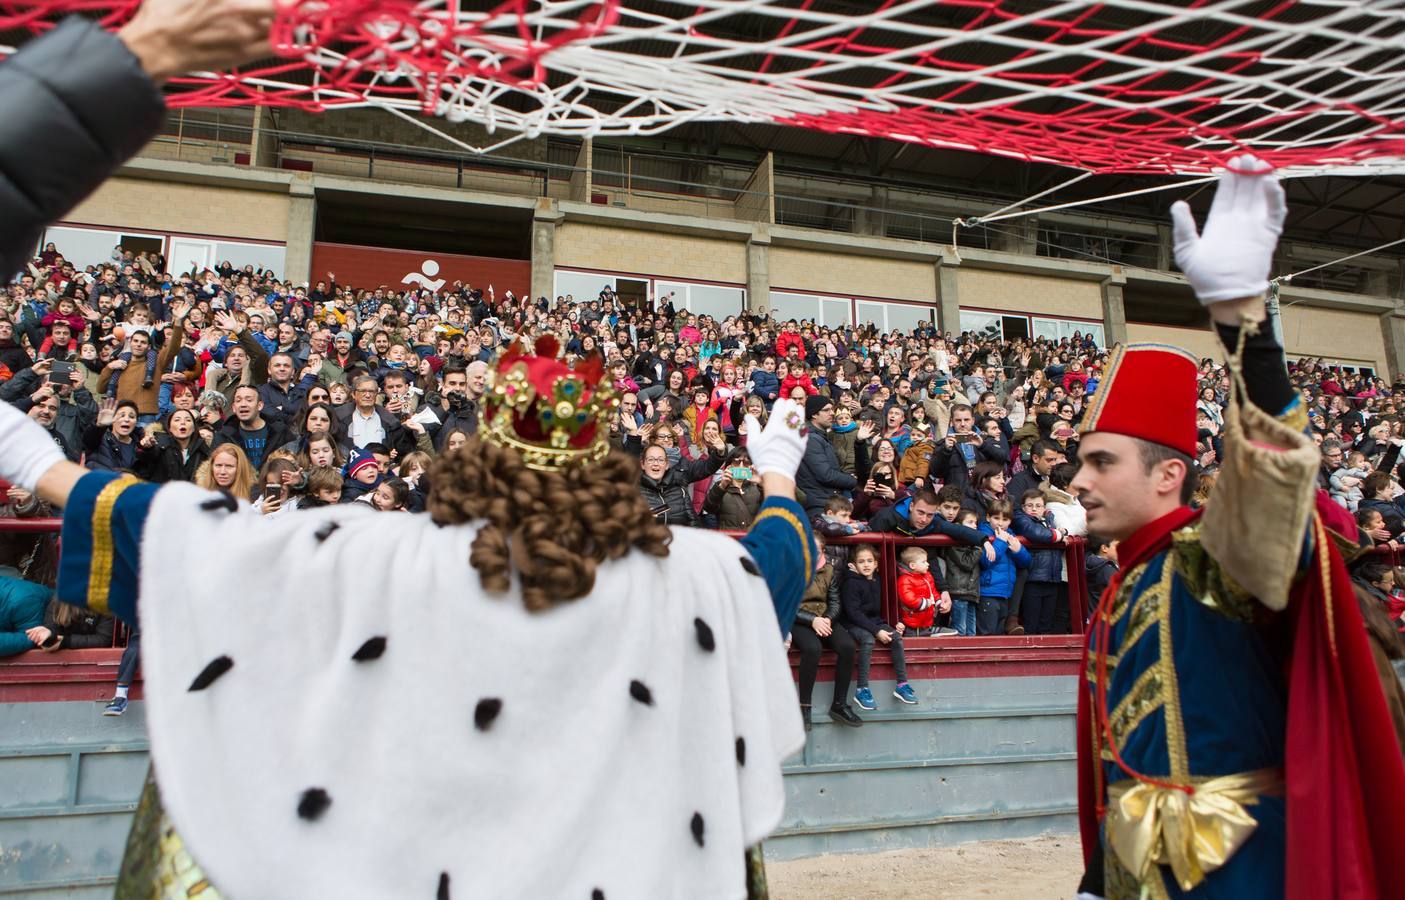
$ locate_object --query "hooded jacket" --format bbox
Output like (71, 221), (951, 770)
(896, 566), (939, 630)
(868, 496), (987, 544)
(977, 521), (1030, 598)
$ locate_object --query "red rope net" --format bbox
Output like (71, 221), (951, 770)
(3, 0), (1404, 174)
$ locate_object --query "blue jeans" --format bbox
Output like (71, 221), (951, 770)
(951, 597), (977, 636)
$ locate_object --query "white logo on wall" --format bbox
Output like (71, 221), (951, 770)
(402, 259), (446, 291)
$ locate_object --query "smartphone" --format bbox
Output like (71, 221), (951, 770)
(728, 466), (752, 482)
(955, 432), (976, 444)
(40, 633), (61, 649)
(264, 484), (282, 503)
(48, 360), (75, 384)
(874, 472), (895, 488)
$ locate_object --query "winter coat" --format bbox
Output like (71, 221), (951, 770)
(747, 369), (780, 404)
(0, 18), (164, 279)
(797, 429), (857, 517)
(134, 433), (213, 484)
(780, 372), (819, 397)
(978, 522), (1030, 598)
(928, 436), (1003, 491)
(0, 574), (49, 657)
(0, 367), (96, 459)
(332, 403), (419, 460)
(867, 496), (988, 544)
(1086, 553), (1118, 611)
(896, 569), (939, 630)
(703, 479), (763, 531)
(775, 332), (806, 360)
(1012, 509), (1063, 582)
(1044, 487), (1087, 537)
(41, 601), (114, 649)
(796, 562), (840, 625)
(940, 544), (982, 599)
(840, 573), (887, 635)
(827, 424), (858, 476)
(898, 437), (936, 485)
(637, 449), (724, 527)
(1360, 497), (1405, 538)
(82, 425), (138, 473)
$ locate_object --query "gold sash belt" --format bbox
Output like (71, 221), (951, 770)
(1105, 768), (1283, 892)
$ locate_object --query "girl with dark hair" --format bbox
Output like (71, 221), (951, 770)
(135, 407), (211, 483)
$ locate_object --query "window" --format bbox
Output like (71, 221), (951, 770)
(1032, 316), (1105, 347)
(555, 270), (614, 303)
(960, 310), (1003, 339)
(42, 225), (165, 270)
(685, 285), (745, 320)
(821, 298), (853, 328)
(769, 291), (822, 324)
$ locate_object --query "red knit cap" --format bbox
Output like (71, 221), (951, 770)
(1080, 343), (1198, 457)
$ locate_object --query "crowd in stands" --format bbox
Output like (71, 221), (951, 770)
(3, 241), (1404, 722)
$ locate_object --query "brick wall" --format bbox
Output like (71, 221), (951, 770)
(770, 247), (935, 300)
(65, 177), (289, 242)
(1280, 304), (1387, 370)
(554, 223), (747, 283)
(310, 242), (531, 298)
(957, 269), (1102, 319)
(1125, 323), (1223, 362)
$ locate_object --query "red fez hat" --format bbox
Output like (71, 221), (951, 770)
(1080, 343), (1198, 457)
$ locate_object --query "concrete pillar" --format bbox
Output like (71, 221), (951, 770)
(1380, 311), (1405, 382)
(1156, 223), (1172, 271)
(746, 230), (770, 313)
(530, 199), (560, 302)
(735, 152), (775, 224)
(284, 178), (316, 285)
(567, 139), (592, 203)
(992, 216), (1038, 255)
(1101, 270), (1128, 346)
(935, 256), (961, 336)
(853, 185), (887, 236)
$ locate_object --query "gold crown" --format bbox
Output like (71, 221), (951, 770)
(479, 336), (618, 471)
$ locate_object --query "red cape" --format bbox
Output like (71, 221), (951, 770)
(1076, 495), (1405, 898)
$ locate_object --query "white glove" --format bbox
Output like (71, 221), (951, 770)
(745, 398), (808, 479)
(1170, 154), (1286, 305)
(0, 399), (65, 491)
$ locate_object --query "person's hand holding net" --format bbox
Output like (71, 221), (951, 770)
(117, 0), (275, 85)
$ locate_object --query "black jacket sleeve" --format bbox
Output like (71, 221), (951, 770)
(0, 18), (166, 279)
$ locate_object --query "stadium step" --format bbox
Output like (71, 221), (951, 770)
(771, 676), (1079, 860)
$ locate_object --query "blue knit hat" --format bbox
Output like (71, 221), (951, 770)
(346, 448), (380, 481)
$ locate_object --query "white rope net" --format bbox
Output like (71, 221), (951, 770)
(4, 0), (1405, 173)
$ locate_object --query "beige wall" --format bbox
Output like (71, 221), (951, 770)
(1280, 305), (1387, 370)
(1125, 323), (1223, 362)
(770, 247), (935, 300)
(957, 268), (1102, 319)
(65, 177), (290, 242)
(555, 223), (746, 283)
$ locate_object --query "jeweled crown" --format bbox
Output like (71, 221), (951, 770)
(480, 335), (618, 471)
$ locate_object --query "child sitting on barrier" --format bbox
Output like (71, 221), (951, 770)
(896, 545), (954, 636)
(841, 544), (919, 709)
(977, 499), (1030, 635)
(941, 506), (989, 636)
(812, 495), (865, 578)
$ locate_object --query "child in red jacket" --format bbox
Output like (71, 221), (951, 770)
(896, 545), (953, 636)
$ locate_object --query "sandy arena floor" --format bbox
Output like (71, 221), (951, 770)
(767, 835), (1083, 899)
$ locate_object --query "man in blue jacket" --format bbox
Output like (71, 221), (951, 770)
(796, 395), (856, 517)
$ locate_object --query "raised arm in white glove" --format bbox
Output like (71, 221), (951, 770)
(1170, 154), (1286, 307)
(0, 400), (66, 492)
(743, 398), (808, 499)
